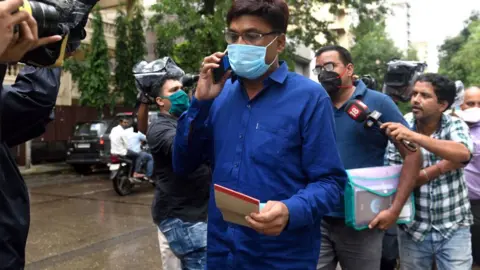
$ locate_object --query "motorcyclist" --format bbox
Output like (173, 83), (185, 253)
(123, 125), (153, 180)
(109, 118), (145, 178)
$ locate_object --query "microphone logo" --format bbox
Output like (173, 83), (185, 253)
(347, 105), (362, 120)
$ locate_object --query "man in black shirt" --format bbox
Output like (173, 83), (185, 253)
(137, 73), (210, 270)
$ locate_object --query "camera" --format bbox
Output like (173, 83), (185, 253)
(359, 74), (377, 90)
(5, 0), (99, 67)
(133, 57), (186, 98)
(382, 60), (427, 103)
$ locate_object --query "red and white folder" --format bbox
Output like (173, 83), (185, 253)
(214, 184), (260, 227)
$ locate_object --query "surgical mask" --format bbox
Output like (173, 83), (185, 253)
(163, 90), (190, 117)
(318, 68), (351, 95)
(227, 37), (278, 80)
(456, 107), (480, 124)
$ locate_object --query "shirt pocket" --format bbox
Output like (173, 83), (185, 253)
(249, 122), (297, 166)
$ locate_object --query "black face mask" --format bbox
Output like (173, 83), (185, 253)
(318, 71), (343, 95)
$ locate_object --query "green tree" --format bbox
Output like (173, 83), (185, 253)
(450, 20), (480, 86)
(405, 46), (418, 61)
(150, 0), (387, 73)
(350, 18), (402, 89)
(114, 10), (135, 106)
(438, 12), (479, 83)
(125, 4), (147, 105)
(114, 5), (147, 107)
(65, 9), (112, 112)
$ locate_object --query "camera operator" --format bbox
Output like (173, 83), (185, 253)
(136, 60), (210, 270)
(0, 5), (79, 268)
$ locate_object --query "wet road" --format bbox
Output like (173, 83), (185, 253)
(24, 173), (161, 270)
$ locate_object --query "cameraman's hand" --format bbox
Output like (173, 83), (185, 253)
(137, 92), (155, 105)
(0, 0), (30, 55)
(195, 52), (231, 101)
(0, 14), (61, 63)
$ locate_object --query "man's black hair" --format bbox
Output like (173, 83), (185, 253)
(153, 74), (182, 98)
(415, 73), (456, 111)
(315, 45), (353, 66)
(227, 0), (289, 34)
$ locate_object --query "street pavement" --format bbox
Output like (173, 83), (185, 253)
(21, 172), (480, 270)
(24, 172), (161, 270)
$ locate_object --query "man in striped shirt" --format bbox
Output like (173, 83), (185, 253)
(383, 73), (474, 270)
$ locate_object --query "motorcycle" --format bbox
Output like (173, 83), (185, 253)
(109, 148), (154, 196)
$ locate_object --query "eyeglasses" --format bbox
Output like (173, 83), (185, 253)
(224, 29), (280, 44)
(312, 63), (336, 75)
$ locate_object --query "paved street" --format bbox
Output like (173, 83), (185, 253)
(24, 172), (161, 270)
(21, 171), (480, 270)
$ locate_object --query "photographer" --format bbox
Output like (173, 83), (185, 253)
(136, 59), (210, 270)
(0, 3), (79, 267)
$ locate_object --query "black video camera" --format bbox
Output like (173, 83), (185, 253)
(359, 74), (378, 90)
(133, 57), (186, 98)
(6, 0), (99, 67)
(382, 60), (427, 103)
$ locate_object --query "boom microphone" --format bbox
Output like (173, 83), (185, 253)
(345, 100), (418, 152)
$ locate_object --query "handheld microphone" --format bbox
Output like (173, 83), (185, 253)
(345, 100), (418, 152)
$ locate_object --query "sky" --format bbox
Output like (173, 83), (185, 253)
(386, 0), (480, 72)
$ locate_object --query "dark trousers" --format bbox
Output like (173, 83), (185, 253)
(381, 227), (399, 270)
(471, 200), (480, 265)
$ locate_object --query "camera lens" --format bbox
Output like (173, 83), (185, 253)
(29, 1), (60, 36)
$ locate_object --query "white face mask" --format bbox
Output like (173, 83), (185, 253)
(456, 107), (480, 123)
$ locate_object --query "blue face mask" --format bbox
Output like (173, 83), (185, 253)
(227, 37), (278, 80)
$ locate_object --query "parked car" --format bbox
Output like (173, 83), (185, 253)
(66, 111), (159, 174)
(66, 119), (113, 174)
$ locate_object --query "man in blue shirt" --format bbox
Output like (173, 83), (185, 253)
(172, 0), (347, 269)
(315, 45), (422, 270)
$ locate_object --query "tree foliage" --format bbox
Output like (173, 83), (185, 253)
(65, 9), (112, 112)
(150, 0), (387, 73)
(350, 18), (402, 88)
(114, 10), (134, 105)
(114, 5), (147, 107)
(405, 46), (418, 61)
(125, 5), (147, 106)
(438, 12), (479, 85)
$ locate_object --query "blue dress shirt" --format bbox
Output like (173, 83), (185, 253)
(173, 62), (347, 269)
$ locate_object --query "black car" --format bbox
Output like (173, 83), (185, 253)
(66, 112), (159, 174)
(66, 120), (112, 174)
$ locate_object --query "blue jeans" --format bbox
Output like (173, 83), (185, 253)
(158, 218), (207, 270)
(398, 226), (472, 270)
(137, 151), (153, 177)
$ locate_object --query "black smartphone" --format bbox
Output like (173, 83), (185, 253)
(212, 54), (231, 84)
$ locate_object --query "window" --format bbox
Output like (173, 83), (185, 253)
(74, 122), (107, 136)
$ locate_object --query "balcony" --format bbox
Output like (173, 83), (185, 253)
(97, 0), (126, 10)
(3, 64), (23, 85)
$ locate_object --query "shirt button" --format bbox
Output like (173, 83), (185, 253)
(247, 104), (251, 109)
(234, 163), (239, 168)
(239, 134), (243, 139)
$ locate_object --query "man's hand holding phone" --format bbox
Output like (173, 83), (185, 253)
(195, 51), (232, 101)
